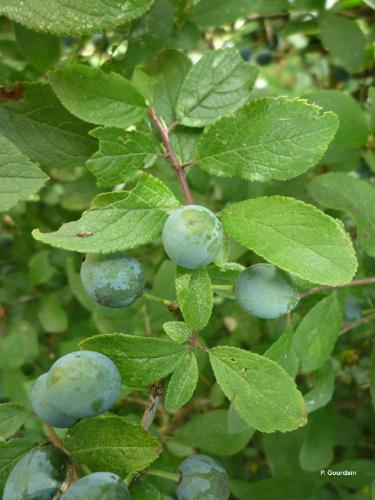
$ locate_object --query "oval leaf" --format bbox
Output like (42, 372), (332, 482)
(220, 196), (357, 285)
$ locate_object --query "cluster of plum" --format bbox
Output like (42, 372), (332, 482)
(4, 445), (230, 499)
(30, 350), (122, 428)
(80, 204), (300, 319)
(8, 204), (298, 498)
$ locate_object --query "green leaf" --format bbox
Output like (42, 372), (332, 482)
(87, 128), (158, 187)
(370, 346), (375, 410)
(49, 65), (146, 128)
(0, 0), (154, 35)
(319, 13), (366, 73)
(14, 24), (60, 73)
(80, 334), (186, 386)
(176, 48), (258, 127)
(0, 84), (97, 169)
(38, 294), (68, 333)
(124, 0), (175, 70)
(176, 267), (213, 331)
(0, 439), (36, 496)
(190, 0), (288, 27)
(220, 196), (357, 286)
(197, 97), (338, 182)
(209, 346), (307, 432)
(227, 403), (253, 435)
(304, 361), (335, 413)
(307, 90), (369, 149)
(308, 173), (375, 257)
(32, 173), (180, 253)
(175, 409), (253, 456)
(230, 478), (311, 500)
(130, 478), (161, 500)
(28, 250), (55, 286)
(64, 416), (161, 476)
(0, 320), (39, 369)
(165, 351), (198, 411)
(0, 134), (47, 212)
(0, 404), (29, 440)
(299, 407), (335, 472)
(293, 296), (342, 374)
(163, 321), (193, 344)
(264, 328), (299, 378)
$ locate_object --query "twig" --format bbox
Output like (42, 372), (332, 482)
(340, 312), (375, 335)
(148, 107), (194, 204)
(146, 468), (181, 482)
(300, 277), (375, 299)
(46, 424), (63, 448)
(141, 381), (164, 430)
(143, 292), (173, 306)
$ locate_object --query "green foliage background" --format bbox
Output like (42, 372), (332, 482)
(0, 0), (374, 498)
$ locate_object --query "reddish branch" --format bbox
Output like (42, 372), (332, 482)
(300, 277), (375, 299)
(148, 107), (194, 204)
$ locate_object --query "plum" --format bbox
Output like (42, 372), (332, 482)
(80, 252), (144, 308)
(162, 205), (223, 269)
(60, 472), (130, 499)
(176, 454), (229, 500)
(235, 263), (299, 319)
(46, 351), (121, 419)
(31, 373), (77, 428)
(3, 446), (70, 500)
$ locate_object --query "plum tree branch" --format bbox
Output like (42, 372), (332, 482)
(300, 277), (375, 299)
(148, 107), (194, 204)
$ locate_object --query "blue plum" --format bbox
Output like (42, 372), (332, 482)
(46, 351), (121, 419)
(31, 373), (77, 428)
(80, 252), (144, 308)
(3, 446), (70, 500)
(176, 455), (230, 500)
(235, 263), (300, 319)
(61, 472), (130, 499)
(162, 205), (223, 269)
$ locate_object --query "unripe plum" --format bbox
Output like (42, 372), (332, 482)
(80, 252), (144, 308)
(162, 205), (223, 269)
(31, 373), (77, 428)
(3, 446), (70, 500)
(46, 351), (121, 419)
(60, 472), (130, 499)
(235, 263), (299, 319)
(176, 454), (230, 500)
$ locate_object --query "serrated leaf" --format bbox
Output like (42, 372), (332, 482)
(49, 65), (146, 128)
(32, 173), (180, 253)
(227, 403), (253, 435)
(38, 294), (68, 333)
(304, 361), (335, 414)
(0, 320), (39, 369)
(80, 333), (186, 386)
(64, 416), (160, 476)
(28, 250), (55, 286)
(190, 0), (288, 27)
(0, 0), (154, 35)
(176, 48), (258, 127)
(175, 409), (253, 456)
(165, 351), (198, 411)
(293, 296), (342, 373)
(0, 134), (47, 212)
(163, 321), (193, 343)
(130, 478), (161, 500)
(176, 267), (213, 331)
(319, 13), (366, 73)
(209, 346), (307, 432)
(220, 196), (357, 286)
(0, 439), (36, 496)
(87, 127), (158, 187)
(0, 404), (29, 440)
(299, 407), (335, 472)
(264, 328), (299, 378)
(0, 84), (97, 169)
(197, 97), (338, 182)
(308, 173), (375, 257)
